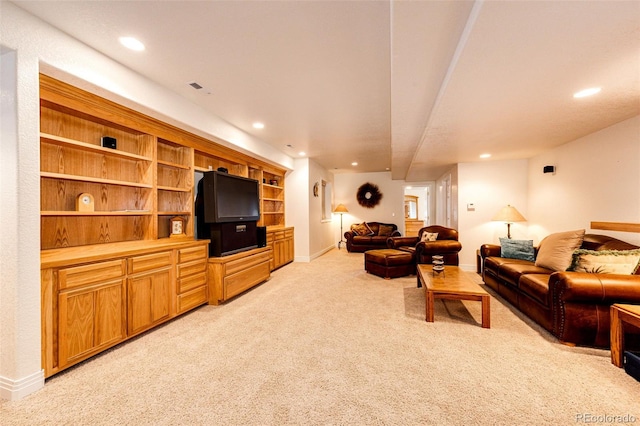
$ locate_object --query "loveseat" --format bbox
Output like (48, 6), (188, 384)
(387, 225), (462, 265)
(480, 230), (640, 348)
(344, 222), (401, 253)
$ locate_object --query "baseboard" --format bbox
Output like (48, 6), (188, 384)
(459, 263), (476, 272)
(0, 369), (45, 401)
(294, 245), (334, 264)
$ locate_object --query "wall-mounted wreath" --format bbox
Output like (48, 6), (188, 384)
(356, 182), (383, 208)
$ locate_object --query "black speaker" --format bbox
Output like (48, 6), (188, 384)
(207, 222), (257, 257)
(543, 165), (555, 174)
(257, 226), (267, 248)
(101, 136), (117, 149)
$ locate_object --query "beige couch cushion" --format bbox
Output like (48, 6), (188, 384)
(535, 229), (585, 272)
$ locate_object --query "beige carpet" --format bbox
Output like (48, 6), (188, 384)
(3, 249), (639, 425)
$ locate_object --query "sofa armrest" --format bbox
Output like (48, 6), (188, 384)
(480, 244), (501, 258)
(344, 230), (356, 242)
(387, 236), (418, 249)
(416, 240), (462, 255)
(550, 271), (640, 304)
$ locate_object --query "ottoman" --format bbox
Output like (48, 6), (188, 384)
(364, 249), (415, 279)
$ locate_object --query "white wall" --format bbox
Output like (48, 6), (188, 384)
(457, 159), (529, 270)
(0, 42), (43, 398)
(333, 172), (405, 238)
(286, 158), (335, 262)
(528, 115), (640, 245)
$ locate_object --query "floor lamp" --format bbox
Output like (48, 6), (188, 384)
(333, 204), (349, 249)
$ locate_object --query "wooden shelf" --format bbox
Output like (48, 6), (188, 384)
(263, 183), (283, 190)
(40, 133), (152, 161)
(157, 185), (192, 192)
(158, 211), (191, 216)
(263, 197), (283, 202)
(41, 210), (152, 216)
(40, 172), (153, 188)
(158, 159), (191, 170)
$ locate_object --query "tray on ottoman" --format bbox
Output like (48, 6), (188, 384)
(364, 249), (415, 279)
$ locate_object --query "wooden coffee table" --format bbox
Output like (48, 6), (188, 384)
(610, 304), (640, 367)
(417, 264), (490, 328)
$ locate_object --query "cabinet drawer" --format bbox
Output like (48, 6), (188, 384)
(225, 251), (272, 276)
(178, 271), (207, 293)
(284, 229), (294, 238)
(179, 245), (208, 263)
(177, 286), (207, 314)
(178, 259), (206, 278)
(127, 251), (173, 274)
(224, 262), (270, 300)
(58, 259), (126, 290)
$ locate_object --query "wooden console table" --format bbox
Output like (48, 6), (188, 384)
(610, 303), (640, 367)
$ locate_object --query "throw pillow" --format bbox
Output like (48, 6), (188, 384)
(420, 232), (438, 242)
(500, 238), (535, 262)
(378, 224), (395, 237)
(351, 222), (374, 236)
(535, 229), (585, 272)
(569, 249), (640, 275)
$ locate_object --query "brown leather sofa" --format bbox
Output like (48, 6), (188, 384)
(344, 222), (401, 253)
(481, 234), (640, 347)
(387, 225), (462, 265)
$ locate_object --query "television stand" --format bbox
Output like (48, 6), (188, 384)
(207, 246), (272, 305)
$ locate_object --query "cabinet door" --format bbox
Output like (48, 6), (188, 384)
(127, 268), (171, 335)
(58, 279), (126, 368)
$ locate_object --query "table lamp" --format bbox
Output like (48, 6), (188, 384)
(492, 205), (526, 239)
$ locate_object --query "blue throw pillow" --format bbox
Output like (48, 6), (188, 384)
(500, 238), (535, 262)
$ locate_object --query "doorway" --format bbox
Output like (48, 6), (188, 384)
(403, 184), (434, 237)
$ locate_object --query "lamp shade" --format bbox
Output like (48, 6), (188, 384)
(333, 204), (348, 214)
(492, 205), (526, 223)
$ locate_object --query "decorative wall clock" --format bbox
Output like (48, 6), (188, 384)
(356, 182), (382, 208)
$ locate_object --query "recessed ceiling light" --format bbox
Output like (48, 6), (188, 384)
(573, 87), (601, 98)
(252, 122), (265, 129)
(480, 153), (491, 159)
(298, 151), (306, 156)
(119, 36), (145, 51)
(351, 162), (358, 166)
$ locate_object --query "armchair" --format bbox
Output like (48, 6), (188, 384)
(387, 225), (462, 265)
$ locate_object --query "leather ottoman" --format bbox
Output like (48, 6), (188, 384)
(364, 249), (415, 279)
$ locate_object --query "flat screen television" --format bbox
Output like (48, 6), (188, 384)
(201, 171), (260, 223)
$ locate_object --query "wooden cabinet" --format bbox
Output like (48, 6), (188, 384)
(41, 240), (209, 378)
(176, 245), (208, 313)
(207, 247), (272, 305)
(267, 227), (294, 270)
(405, 220), (424, 237)
(56, 260), (126, 368)
(127, 251), (173, 335)
(39, 75), (290, 377)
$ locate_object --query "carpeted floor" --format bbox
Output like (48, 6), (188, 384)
(3, 248), (639, 425)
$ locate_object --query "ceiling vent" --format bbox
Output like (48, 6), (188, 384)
(188, 81), (203, 90)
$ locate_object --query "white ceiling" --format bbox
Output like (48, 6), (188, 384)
(13, 0), (640, 181)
